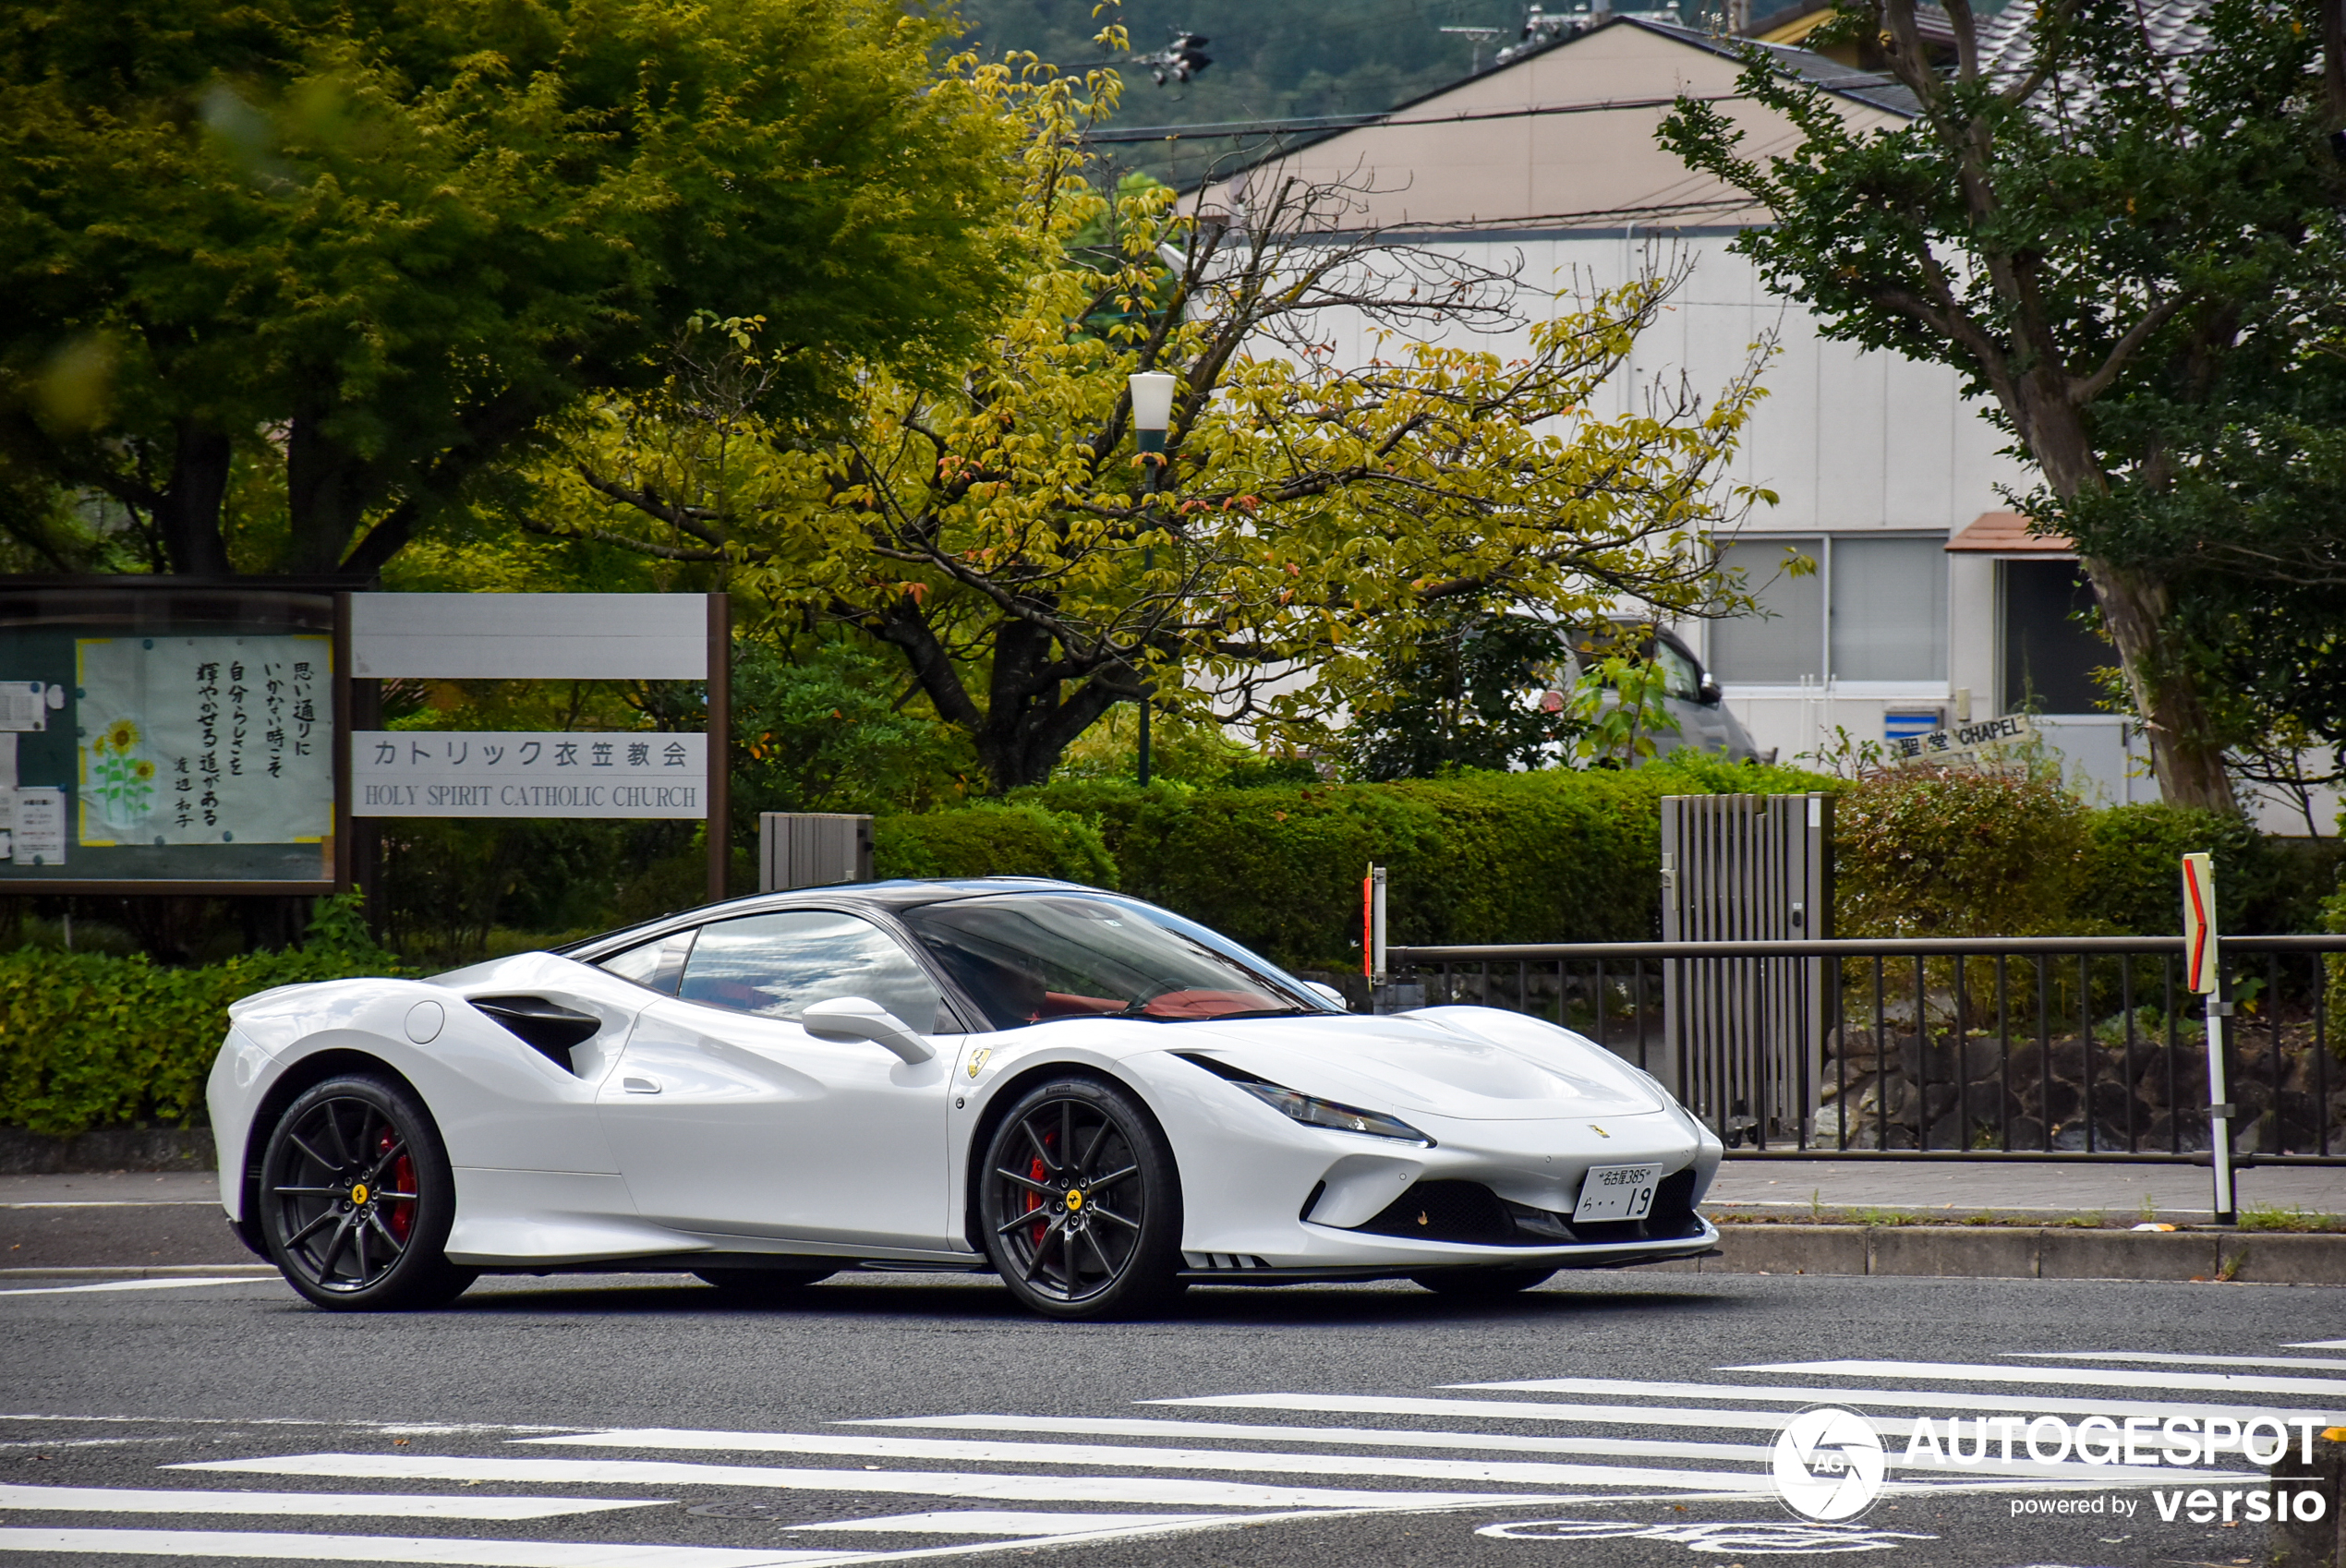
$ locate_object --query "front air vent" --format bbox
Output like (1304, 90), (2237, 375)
(470, 995), (601, 1072)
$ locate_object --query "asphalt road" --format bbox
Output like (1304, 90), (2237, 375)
(4, 1256), (2343, 1568)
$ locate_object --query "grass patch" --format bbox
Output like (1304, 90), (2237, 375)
(2238, 1205), (2345, 1233)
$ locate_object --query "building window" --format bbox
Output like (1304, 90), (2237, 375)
(1710, 534), (1947, 685)
(2000, 560), (2106, 715)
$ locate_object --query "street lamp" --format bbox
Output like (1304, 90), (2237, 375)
(1128, 371), (1177, 786)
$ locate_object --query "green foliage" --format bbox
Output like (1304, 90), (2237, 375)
(732, 638), (979, 819)
(1833, 769), (2089, 938)
(0, 0), (1022, 575)
(0, 895), (399, 1137)
(1043, 754), (1832, 969)
(2074, 803), (2264, 936)
(1658, 0), (2346, 810)
(1568, 653), (1685, 769)
(1341, 611), (1578, 781)
(873, 803), (1119, 888)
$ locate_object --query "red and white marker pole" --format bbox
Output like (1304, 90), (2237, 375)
(2181, 851), (2236, 1224)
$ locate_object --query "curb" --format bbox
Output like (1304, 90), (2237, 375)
(1662, 1223), (2346, 1285)
(0, 1128), (215, 1175)
(0, 1264), (275, 1279)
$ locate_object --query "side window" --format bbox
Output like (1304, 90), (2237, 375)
(679, 911), (950, 1032)
(597, 931), (689, 995)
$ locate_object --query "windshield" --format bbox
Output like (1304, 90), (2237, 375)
(898, 893), (1327, 1028)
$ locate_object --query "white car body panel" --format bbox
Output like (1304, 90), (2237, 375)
(209, 887), (1722, 1281)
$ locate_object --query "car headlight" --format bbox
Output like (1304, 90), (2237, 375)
(1178, 1053), (1434, 1146)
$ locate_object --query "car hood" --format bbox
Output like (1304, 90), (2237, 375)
(1164, 1006), (1672, 1121)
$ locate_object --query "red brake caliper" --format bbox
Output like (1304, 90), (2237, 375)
(1025, 1153), (1048, 1248)
(378, 1128), (416, 1243)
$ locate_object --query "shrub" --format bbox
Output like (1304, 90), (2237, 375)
(1078, 754), (1833, 969)
(1833, 768), (2088, 937)
(0, 896), (402, 1138)
(2074, 802), (2266, 935)
(872, 803), (1119, 887)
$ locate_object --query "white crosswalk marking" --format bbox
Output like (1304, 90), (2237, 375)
(788, 1512), (1221, 1535)
(23, 1337), (2334, 1562)
(517, 1426), (1768, 1489)
(1715, 1357), (2346, 1399)
(849, 1412), (1779, 1461)
(1174, 1384), (2345, 1426)
(175, 1452), (1603, 1508)
(0, 1485), (662, 1519)
(0, 1277), (260, 1298)
(0, 1531), (843, 1566)
(2013, 1352), (2346, 1372)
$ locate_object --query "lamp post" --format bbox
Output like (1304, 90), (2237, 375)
(1128, 370), (1177, 787)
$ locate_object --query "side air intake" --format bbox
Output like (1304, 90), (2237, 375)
(470, 995), (601, 1072)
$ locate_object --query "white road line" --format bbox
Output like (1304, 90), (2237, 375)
(0, 1200), (219, 1209)
(518, 1427), (1755, 1490)
(789, 1512), (1222, 1536)
(0, 1277), (260, 1298)
(2014, 1353), (2346, 1373)
(0, 1485), (666, 1520)
(172, 1452), (1664, 1508)
(846, 1413), (1776, 1461)
(2286, 1339), (2346, 1350)
(0, 1531), (843, 1567)
(1167, 1387), (2346, 1426)
(1712, 1359), (2346, 1399)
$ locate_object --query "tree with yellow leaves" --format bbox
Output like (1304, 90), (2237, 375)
(524, 37), (1778, 794)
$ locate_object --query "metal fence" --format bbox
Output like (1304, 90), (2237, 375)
(1388, 935), (2346, 1164)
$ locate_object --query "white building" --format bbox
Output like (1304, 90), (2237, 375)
(1192, 17), (2323, 827)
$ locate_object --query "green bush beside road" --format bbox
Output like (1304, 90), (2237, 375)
(0, 899), (399, 1138)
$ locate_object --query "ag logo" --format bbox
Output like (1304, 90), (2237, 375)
(1770, 1406), (1886, 1521)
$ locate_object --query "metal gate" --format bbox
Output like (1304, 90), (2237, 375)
(1660, 792), (1833, 1146)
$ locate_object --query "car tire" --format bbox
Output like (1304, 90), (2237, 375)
(259, 1072), (478, 1312)
(693, 1266), (838, 1299)
(1410, 1266), (1557, 1297)
(977, 1076), (1184, 1321)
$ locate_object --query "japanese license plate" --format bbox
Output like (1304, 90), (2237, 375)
(1573, 1163), (1662, 1222)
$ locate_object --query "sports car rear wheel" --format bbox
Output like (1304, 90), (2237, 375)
(1410, 1266), (1557, 1297)
(260, 1073), (476, 1311)
(978, 1077), (1183, 1321)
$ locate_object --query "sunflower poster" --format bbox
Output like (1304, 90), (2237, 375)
(75, 635), (333, 847)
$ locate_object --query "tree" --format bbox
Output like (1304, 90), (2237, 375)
(531, 45), (1778, 794)
(0, 0), (1022, 576)
(1659, 0), (2346, 813)
(1340, 610), (1580, 781)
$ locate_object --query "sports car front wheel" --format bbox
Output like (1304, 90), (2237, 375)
(978, 1077), (1184, 1321)
(260, 1073), (478, 1311)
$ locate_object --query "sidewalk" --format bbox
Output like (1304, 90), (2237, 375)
(1706, 1157), (2346, 1221)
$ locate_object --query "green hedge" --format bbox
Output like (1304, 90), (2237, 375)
(871, 754), (1825, 969)
(0, 899), (402, 1138)
(872, 802), (1119, 887)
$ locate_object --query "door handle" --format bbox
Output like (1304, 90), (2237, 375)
(622, 1075), (661, 1095)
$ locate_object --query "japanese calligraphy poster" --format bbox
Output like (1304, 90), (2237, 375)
(75, 636), (333, 846)
(352, 731), (707, 818)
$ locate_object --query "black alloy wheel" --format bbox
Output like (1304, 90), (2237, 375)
(260, 1073), (476, 1311)
(693, 1266), (839, 1301)
(977, 1076), (1184, 1321)
(1409, 1265), (1558, 1297)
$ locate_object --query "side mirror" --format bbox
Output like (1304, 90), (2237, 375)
(800, 996), (936, 1064)
(1303, 981), (1350, 1011)
(1698, 678), (1723, 706)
